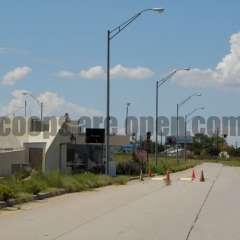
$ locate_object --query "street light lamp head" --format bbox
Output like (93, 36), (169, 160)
(196, 93), (202, 96)
(126, 102), (131, 107)
(183, 68), (191, 71)
(150, 8), (165, 14)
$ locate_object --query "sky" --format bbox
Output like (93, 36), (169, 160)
(0, 0), (240, 142)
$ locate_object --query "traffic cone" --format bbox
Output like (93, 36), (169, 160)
(200, 170), (205, 182)
(192, 169), (196, 181)
(140, 169), (144, 181)
(148, 168), (152, 177)
(165, 171), (171, 185)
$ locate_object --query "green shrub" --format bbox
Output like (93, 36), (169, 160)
(23, 179), (47, 195)
(15, 169), (31, 180)
(15, 192), (33, 202)
(0, 184), (15, 201)
(1, 176), (22, 193)
(96, 175), (113, 186)
(45, 172), (63, 188)
(116, 160), (141, 175)
(113, 176), (128, 185)
(61, 176), (86, 192)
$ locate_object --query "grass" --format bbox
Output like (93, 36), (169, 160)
(151, 158), (201, 175)
(0, 172), (128, 202)
(114, 153), (201, 176)
(205, 158), (240, 167)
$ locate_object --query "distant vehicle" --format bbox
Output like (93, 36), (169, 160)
(117, 144), (137, 153)
(219, 151), (230, 159)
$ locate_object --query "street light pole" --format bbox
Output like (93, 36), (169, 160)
(155, 80), (159, 166)
(184, 107), (205, 161)
(106, 8), (165, 175)
(24, 100), (27, 118)
(125, 102), (131, 135)
(155, 68), (190, 166)
(176, 103), (179, 164)
(184, 114), (187, 162)
(176, 93), (202, 163)
(40, 102), (43, 122)
(106, 30), (111, 175)
(22, 92), (43, 121)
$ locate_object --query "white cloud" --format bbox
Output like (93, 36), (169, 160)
(2, 66), (32, 86)
(38, 91), (102, 117)
(0, 90), (102, 118)
(56, 70), (75, 79)
(79, 66), (105, 79)
(110, 64), (154, 79)
(173, 32), (240, 89)
(58, 65), (154, 80)
(0, 89), (27, 115)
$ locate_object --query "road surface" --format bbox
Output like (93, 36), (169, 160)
(0, 163), (239, 240)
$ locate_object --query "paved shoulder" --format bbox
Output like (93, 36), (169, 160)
(189, 165), (240, 240)
(0, 163), (230, 240)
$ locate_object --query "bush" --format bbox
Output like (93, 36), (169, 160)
(0, 184), (15, 201)
(23, 179), (47, 195)
(61, 176), (86, 192)
(152, 164), (168, 175)
(116, 160), (141, 175)
(1, 176), (22, 193)
(113, 176), (128, 185)
(45, 172), (63, 188)
(15, 169), (31, 180)
(74, 173), (99, 188)
(15, 192), (33, 202)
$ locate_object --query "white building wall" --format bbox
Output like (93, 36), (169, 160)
(0, 150), (26, 177)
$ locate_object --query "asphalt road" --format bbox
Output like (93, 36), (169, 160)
(0, 163), (239, 240)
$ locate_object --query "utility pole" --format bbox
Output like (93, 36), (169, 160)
(176, 103), (179, 164)
(125, 102), (131, 136)
(155, 80), (159, 166)
(24, 100), (27, 118)
(154, 68), (190, 166)
(216, 128), (219, 154)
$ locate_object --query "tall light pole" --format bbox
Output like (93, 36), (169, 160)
(155, 68), (190, 166)
(125, 102), (131, 136)
(176, 92), (202, 163)
(22, 92), (43, 121)
(184, 107), (205, 161)
(106, 8), (165, 175)
(24, 100), (27, 118)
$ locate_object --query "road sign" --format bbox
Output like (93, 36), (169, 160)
(135, 149), (147, 162)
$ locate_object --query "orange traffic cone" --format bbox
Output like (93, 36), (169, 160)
(192, 169), (196, 181)
(200, 170), (205, 182)
(165, 171), (171, 185)
(148, 168), (152, 177)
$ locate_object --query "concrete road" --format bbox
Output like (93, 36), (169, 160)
(0, 163), (239, 240)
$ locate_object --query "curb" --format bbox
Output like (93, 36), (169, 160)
(0, 189), (68, 210)
(0, 176), (157, 210)
(128, 174), (156, 181)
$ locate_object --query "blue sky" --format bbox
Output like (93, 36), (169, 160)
(0, 0), (240, 139)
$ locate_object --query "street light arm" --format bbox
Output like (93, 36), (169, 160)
(186, 107), (205, 122)
(157, 69), (177, 87)
(109, 12), (142, 40)
(23, 92), (41, 105)
(178, 92), (202, 108)
(157, 68), (190, 88)
(109, 8), (164, 40)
